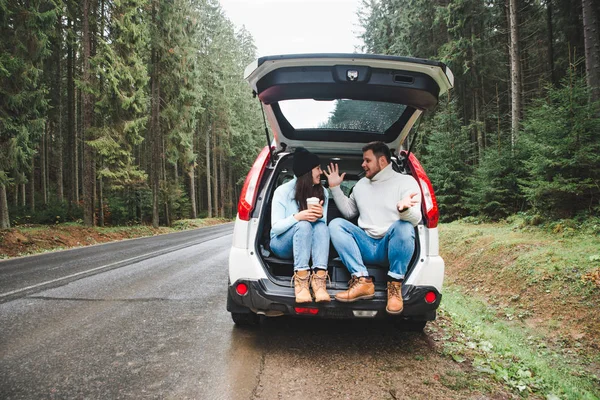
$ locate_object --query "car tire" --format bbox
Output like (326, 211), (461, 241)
(231, 311), (260, 327)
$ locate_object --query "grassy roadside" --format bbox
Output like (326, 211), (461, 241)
(0, 218), (231, 259)
(435, 218), (600, 399)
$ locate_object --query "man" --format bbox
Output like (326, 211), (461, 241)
(324, 141), (421, 314)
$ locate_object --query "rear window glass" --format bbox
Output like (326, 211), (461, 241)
(279, 99), (407, 133)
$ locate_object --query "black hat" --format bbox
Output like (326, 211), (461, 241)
(293, 148), (320, 177)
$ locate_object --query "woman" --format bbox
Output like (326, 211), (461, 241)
(270, 148), (331, 303)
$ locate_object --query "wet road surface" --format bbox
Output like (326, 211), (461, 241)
(0, 226), (508, 399)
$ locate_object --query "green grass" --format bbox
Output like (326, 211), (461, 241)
(437, 287), (600, 399)
(436, 218), (600, 398)
(441, 219), (600, 297)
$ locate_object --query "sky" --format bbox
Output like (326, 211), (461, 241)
(218, 0), (366, 128)
(218, 0), (365, 57)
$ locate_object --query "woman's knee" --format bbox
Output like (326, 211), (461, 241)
(312, 220), (330, 238)
(294, 220), (312, 232)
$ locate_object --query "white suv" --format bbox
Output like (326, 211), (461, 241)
(227, 54), (454, 330)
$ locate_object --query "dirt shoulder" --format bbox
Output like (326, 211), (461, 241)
(440, 221), (600, 352)
(438, 220), (600, 399)
(0, 218), (230, 259)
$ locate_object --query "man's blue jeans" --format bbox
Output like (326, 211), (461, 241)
(270, 220), (330, 271)
(329, 218), (415, 280)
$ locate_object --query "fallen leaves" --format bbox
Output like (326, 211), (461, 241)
(581, 268), (600, 287)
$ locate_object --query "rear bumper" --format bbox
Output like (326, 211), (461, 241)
(227, 278), (441, 320)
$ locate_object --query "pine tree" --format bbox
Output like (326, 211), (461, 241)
(468, 148), (527, 220)
(0, 0), (58, 228)
(419, 100), (475, 222)
(90, 0), (149, 190)
(520, 71), (600, 217)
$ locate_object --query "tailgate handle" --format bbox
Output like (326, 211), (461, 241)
(394, 74), (414, 84)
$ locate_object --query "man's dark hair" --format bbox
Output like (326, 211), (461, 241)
(362, 141), (391, 162)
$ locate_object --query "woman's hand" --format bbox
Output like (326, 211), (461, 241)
(295, 201), (324, 222)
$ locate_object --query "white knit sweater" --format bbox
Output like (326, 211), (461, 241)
(330, 163), (422, 238)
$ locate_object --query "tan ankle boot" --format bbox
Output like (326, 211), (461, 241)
(386, 281), (403, 314)
(292, 271), (312, 303)
(335, 276), (375, 302)
(311, 270), (331, 303)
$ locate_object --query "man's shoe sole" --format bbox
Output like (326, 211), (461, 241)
(334, 294), (375, 302)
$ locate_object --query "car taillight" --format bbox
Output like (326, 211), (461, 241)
(294, 307), (319, 315)
(402, 151), (439, 228)
(236, 283), (249, 296)
(238, 146), (271, 221)
(424, 291), (437, 304)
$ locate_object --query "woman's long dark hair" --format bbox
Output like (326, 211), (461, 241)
(294, 171), (325, 211)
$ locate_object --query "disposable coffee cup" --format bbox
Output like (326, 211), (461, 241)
(306, 197), (319, 208)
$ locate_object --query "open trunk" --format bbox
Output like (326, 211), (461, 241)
(254, 151), (422, 291)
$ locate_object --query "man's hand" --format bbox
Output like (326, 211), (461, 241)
(324, 163), (346, 188)
(397, 192), (420, 212)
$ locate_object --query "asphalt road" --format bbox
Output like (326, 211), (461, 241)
(0, 223), (507, 400)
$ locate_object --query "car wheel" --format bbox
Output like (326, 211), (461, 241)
(231, 311), (260, 326)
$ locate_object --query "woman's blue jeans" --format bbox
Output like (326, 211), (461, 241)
(270, 220), (330, 271)
(329, 218), (415, 280)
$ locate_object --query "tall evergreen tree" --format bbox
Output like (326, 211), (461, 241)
(520, 72), (600, 217)
(0, 0), (58, 228)
(420, 100), (475, 222)
(90, 0), (149, 190)
(581, 0), (600, 103)
(467, 147), (527, 220)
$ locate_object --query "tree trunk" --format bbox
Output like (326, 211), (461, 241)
(41, 131), (48, 205)
(56, 86), (64, 203)
(582, 0), (600, 103)
(67, 13), (75, 208)
(0, 184), (9, 229)
(509, 0), (523, 149)
(74, 86), (79, 204)
(54, 14), (64, 203)
(20, 183), (25, 207)
(206, 127), (212, 218)
(219, 139), (225, 218)
(212, 128), (218, 217)
(227, 156), (233, 218)
(98, 172), (104, 227)
(189, 167), (197, 219)
(82, 0), (94, 227)
(474, 87), (484, 162)
(150, 0), (161, 228)
(546, 0), (557, 86)
(29, 157), (35, 212)
(161, 138), (168, 226)
(496, 83), (501, 152)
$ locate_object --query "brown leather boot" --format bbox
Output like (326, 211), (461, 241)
(311, 270), (331, 303)
(335, 276), (375, 302)
(292, 270), (312, 303)
(386, 281), (404, 314)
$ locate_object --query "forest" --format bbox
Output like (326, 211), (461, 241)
(0, 0), (265, 229)
(358, 0), (600, 222)
(1, 0), (599, 229)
